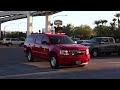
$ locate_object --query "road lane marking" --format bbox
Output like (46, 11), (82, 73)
(0, 66), (87, 78)
(108, 62), (120, 64)
(23, 62), (50, 68)
(0, 68), (82, 78)
(0, 71), (59, 78)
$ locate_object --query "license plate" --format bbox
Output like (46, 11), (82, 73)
(76, 61), (81, 64)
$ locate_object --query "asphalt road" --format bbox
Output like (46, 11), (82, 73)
(0, 46), (120, 79)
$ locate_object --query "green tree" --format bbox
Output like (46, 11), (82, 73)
(104, 20), (108, 26)
(113, 18), (117, 23)
(74, 25), (92, 39)
(6, 31), (26, 39)
(62, 24), (74, 37)
(100, 20), (104, 26)
(100, 20), (108, 26)
(93, 25), (111, 37)
(110, 22), (115, 27)
(94, 20), (101, 26)
(54, 26), (63, 33)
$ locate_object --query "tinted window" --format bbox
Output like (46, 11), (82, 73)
(25, 35), (37, 43)
(86, 40), (90, 43)
(49, 35), (74, 44)
(41, 35), (49, 45)
(6, 39), (10, 41)
(109, 38), (115, 43)
(35, 35), (43, 44)
(90, 38), (102, 43)
(101, 38), (109, 43)
(11, 39), (18, 41)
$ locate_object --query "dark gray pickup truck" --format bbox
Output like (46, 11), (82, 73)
(80, 37), (120, 57)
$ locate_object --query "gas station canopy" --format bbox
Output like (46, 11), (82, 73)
(0, 11), (60, 23)
(0, 11), (61, 38)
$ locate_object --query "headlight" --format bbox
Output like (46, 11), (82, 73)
(86, 49), (89, 55)
(60, 50), (69, 55)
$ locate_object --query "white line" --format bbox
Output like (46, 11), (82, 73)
(108, 62), (120, 64)
(0, 71), (59, 79)
(0, 67), (84, 78)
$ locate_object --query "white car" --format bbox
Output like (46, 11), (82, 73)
(2, 38), (24, 46)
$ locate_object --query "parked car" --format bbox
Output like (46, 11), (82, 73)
(81, 37), (120, 57)
(24, 33), (90, 69)
(77, 40), (90, 44)
(72, 38), (80, 43)
(2, 38), (24, 46)
(0, 38), (3, 44)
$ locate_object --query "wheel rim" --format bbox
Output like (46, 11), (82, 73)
(28, 52), (31, 61)
(9, 44), (12, 46)
(51, 57), (56, 67)
(93, 50), (97, 57)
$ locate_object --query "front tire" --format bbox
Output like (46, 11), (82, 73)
(6, 43), (12, 46)
(50, 54), (60, 69)
(19, 43), (24, 47)
(91, 49), (99, 57)
(27, 51), (34, 62)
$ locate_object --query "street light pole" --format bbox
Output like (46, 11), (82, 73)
(18, 22), (26, 31)
(52, 15), (68, 25)
(18, 22), (26, 39)
(3, 23), (15, 38)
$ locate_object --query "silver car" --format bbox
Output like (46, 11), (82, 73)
(2, 38), (24, 46)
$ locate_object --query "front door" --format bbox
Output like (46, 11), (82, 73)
(41, 35), (50, 59)
(33, 35), (43, 58)
(100, 38), (110, 52)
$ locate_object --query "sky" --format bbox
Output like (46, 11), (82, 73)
(1, 11), (120, 33)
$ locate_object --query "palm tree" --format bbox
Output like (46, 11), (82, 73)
(94, 21), (100, 26)
(115, 13), (120, 20)
(110, 22), (114, 27)
(112, 18), (117, 28)
(115, 13), (120, 28)
(94, 20), (101, 26)
(104, 20), (108, 26)
(101, 20), (105, 26)
(112, 18), (117, 23)
(110, 22), (116, 30)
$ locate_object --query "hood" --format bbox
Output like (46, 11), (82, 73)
(55, 44), (87, 50)
(81, 42), (97, 46)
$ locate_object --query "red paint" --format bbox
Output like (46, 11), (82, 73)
(24, 33), (90, 66)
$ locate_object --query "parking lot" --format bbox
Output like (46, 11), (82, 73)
(0, 46), (120, 79)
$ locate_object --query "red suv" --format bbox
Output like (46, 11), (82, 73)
(24, 33), (90, 69)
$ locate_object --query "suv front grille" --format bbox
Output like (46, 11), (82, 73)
(69, 50), (86, 56)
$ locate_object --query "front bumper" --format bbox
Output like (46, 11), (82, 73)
(58, 54), (90, 65)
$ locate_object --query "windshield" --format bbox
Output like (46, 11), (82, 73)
(90, 38), (102, 43)
(49, 35), (74, 44)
